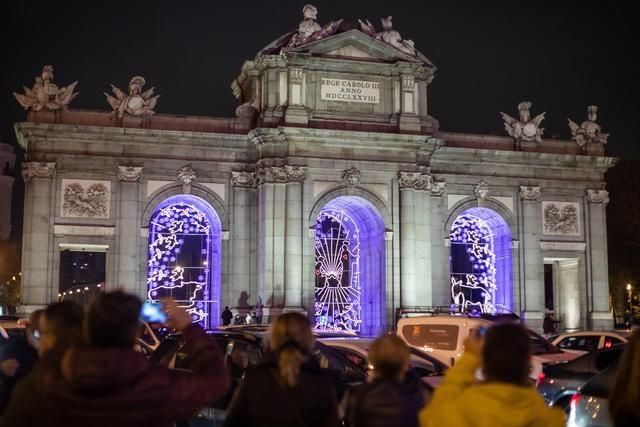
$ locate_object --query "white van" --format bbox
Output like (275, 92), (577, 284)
(396, 314), (577, 380)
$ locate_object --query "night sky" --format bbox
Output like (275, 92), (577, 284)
(2, 1), (638, 240)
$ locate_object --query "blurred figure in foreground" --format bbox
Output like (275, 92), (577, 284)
(224, 312), (338, 427)
(346, 334), (426, 427)
(5, 291), (229, 427)
(0, 309), (43, 413)
(3, 301), (84, 425)
(609, 328), (640, 427)
(419, 323), (564, 427)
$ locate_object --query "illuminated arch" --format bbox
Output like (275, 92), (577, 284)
(449, 207), (512, 313)
(147, 194), (222, 328)
(314, 195), (385, 335)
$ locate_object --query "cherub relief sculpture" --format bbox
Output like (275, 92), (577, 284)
(105, 76), (159, 118)
(358, 16), (416, 56)
(500, 101), (545, 143)
(14, 65), (78, 111)
(568, 105), (609, 152)
(287, 4), (343, 48)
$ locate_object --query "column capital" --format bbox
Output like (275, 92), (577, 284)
(430, 181), (446, 196)
(586, 189), (609, 205)
(231, 171), (258, 188)
(398, 171), (432, 191)
(263, 165), (307, 184)
(22, 162), (56, 181)
(117, 165), (143, 183)
(519, 185), (540, 201)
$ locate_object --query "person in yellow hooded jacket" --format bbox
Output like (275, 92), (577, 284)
(419, 322), (564, 427)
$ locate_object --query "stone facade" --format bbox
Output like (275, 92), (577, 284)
(14, 10), (615, 332)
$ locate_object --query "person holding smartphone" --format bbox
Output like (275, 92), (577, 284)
(3, 291), (230, 427)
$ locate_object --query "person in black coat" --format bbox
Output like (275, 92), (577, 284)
(224, 312), (338, 427)
(345, 335), (427, 427)
(609, 328), (640, 427)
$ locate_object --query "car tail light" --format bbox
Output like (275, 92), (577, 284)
(536, 372), (546, 387)
(570, 393), (581, 410)
(604, 339), (613, 348)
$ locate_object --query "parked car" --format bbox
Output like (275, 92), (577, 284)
(550, 331), (628, 355)
(319, 336), (446, 388)
(566, 357), (620, 427)
(149, 327), (368, 425)
(536, 344), (624, 413)
(396, 313), (577, 379)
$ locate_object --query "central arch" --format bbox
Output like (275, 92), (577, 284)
(449, 207), (512, 314)
(314, 195), (386, 336)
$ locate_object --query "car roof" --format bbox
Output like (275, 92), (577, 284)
(553, 331), (628, 339)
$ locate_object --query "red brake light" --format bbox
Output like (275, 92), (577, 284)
(536, 372), (546, 387)
(570, 393), (581, 409)
(604, 339), (612, 348)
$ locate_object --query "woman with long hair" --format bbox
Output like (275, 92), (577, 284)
(609, 328), (640, 427)
(225, 312), (338, 427)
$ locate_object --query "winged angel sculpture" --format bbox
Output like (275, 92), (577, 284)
(14, 65), (78, 111)
(500, 101), (545, 143)
(568, 105), (609, 151)
(105, 76), (159, 118)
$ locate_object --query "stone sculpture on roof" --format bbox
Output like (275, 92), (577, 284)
(359, 16), (416, 56)
(105, 76), (159, 118)
(500, 101), (545, 143)
(568, 105), (609, 152)
(286, 4), (343, 48)
(14, 65), (78, 111)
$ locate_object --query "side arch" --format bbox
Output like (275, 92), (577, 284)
(445, 196), (516, 237)
(308, 185), (391, 230)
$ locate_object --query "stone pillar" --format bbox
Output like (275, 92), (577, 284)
(399, 75), (421, 132)
(519, 186), (544, 327)
(284, 168), (306, 308)
(21, 162), (56, 309)
(115, 166), (143, 294)
(285, 67), (308, 125)
(586, 189), (612, 328)
(430, 181), (447, 305)
(230, 172), (258, 310)
(399, 186), (416, 307)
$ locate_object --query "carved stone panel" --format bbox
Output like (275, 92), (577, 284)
(61, 179), (111, 219)
(542, 201), (580, 236)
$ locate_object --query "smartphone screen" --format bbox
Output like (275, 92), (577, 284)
(140, 301), (167, 323)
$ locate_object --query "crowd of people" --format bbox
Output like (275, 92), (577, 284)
(0, 290), (638, 427)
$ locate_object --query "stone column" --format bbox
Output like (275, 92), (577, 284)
(115, 166), (143, 295)
(586, 189), (612, 328)
(284, 167), (306, 309)
(230, 172), (258, 309)
(285, 67), (308, 125)
(21, 162), (56, 309)
(519, 186), (544, 327)
(399, 75), (421, 132)
(430, 181), (447, 305)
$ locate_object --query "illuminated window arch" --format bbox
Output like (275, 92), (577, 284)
(314, 196), (385, 335)
(147, 195), (221, 328)
(449, 208), (512, 314)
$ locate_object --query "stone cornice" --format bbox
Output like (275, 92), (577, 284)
(117, 165), (143, 182)
(22, 162), (56, 181)
(249, 128), (286, 147)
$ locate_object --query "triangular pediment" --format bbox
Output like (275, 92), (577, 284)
(286, 29), (434, 68)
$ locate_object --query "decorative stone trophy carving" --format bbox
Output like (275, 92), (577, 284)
(358, 16), (415, 56)
(287, 4), (343, 48)
(568, 106), (609, 152)
(398, 171), (432, 191)
(118, 166), (143, 182)
(264, 166), (307, 183)
(105, 76), (159, 118)
(14, 65), (78, 111)
(342, 167), (361, 187)
(500, 102), (545, 143)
